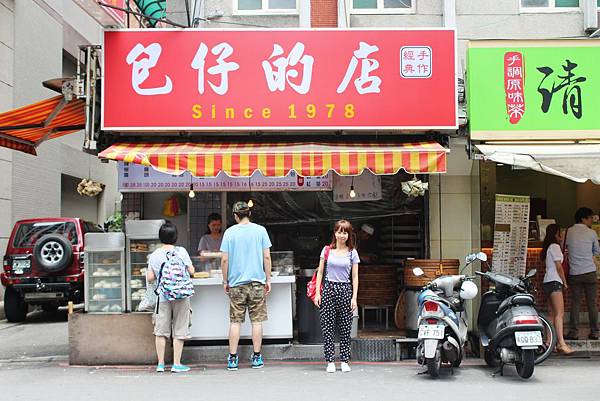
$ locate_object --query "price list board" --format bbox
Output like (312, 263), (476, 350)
(118, 162), (332, 192)
(492, 194), (530, 277)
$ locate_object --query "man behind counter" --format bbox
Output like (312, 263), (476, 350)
(355, 223), (379, 264)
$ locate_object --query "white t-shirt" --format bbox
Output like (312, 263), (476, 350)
(544, 243), (564, 284)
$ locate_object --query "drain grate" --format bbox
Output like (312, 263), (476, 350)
(351, 339), (397, 361)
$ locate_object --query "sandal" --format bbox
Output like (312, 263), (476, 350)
(556, 344), (574, 355)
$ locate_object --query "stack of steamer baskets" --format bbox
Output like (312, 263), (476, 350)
(395, 259), (460, 330)
(357, 265), (397, 307)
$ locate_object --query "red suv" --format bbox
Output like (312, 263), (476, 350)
(1, 218), (103, 322)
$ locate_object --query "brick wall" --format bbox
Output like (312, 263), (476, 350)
(483, 248), (600, 313)
(311, 0), (337, 27)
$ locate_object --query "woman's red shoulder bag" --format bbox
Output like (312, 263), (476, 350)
(307, 246), (330, 303)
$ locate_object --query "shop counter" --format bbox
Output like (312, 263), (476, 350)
(189, 276), (295, 340)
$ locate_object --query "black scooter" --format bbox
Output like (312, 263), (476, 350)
(476, 268), (556, 379)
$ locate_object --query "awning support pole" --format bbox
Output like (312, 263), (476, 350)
(42, 98), (67, 127)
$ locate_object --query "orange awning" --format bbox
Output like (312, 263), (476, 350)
(0, 95), (86, 155)
(99, 141), (448, 177)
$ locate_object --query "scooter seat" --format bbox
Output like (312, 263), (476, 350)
(497, 294), (534, 315)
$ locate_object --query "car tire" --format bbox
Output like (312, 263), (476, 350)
(32, 234), (73, 273)
(4, 287), (28, 323)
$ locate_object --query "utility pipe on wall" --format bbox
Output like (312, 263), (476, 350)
(443, 0), (456, 28)
(299, 0), (311, 28)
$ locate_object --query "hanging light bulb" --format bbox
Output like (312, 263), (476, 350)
(349, 176), (356, 198)
(247, 176), (253, 207)
(188, 182), (195, 199)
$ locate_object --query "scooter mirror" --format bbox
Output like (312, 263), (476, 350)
(526, 269), (537, 279)
(465, 254), (476, 264)
(476, 252), (488, 262)
(412, 267), (425, 277)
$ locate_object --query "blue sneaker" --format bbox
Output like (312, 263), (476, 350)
(170, 364), (190, 373)
(156, 363), (165, 372)
(227, 354), (239, 371)
(251, 353), (264, 369)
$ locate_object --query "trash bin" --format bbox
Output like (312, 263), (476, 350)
(297, 269), (323, 344)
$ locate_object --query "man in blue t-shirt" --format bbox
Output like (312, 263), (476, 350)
(220, 201), (272, 371)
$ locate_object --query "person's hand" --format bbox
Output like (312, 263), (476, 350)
(563, 283), (569, 290)
(223, 283), (229, 294)
(265, 281), (272, 296)
(314, 293), (321, 307)
(350, 298), (358, 312)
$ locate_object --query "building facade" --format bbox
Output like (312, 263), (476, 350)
(0, 0), (119, 308)
(163, 0), (599, 262)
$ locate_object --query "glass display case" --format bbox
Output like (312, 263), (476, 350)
(84, 233), (126, 313)
(125, 220), (164, 312)
(192, 252), (222, 279)
(190, 251), (294, 278)
(271, 251), (294, 276)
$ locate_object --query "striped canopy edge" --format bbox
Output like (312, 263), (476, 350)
(0, 95), (86, 155)
(99, 141), (448, 178)
(99, 141), (448, 177)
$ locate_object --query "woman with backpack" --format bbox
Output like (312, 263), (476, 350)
(147, 221), (196, 373)
(313, 220), (360, 373)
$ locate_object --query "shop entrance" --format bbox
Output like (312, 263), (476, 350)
(121, 170), (428, 339)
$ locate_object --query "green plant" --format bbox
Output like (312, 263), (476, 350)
(106, 211), (124, 232)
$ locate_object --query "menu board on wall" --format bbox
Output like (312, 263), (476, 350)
(118, 162), (332, 192)
(492, 194), (531, 277)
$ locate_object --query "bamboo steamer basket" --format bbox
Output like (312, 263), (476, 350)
(357, 265), (397, 306)
(403, 259), (460, 288)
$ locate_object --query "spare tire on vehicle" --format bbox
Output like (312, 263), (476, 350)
(33, 234), (73, 273)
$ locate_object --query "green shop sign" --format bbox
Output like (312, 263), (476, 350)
(467, 40), (600, 140)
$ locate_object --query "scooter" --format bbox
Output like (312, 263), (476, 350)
(476, 267), (556, 379)
(413, 253), (481, 378)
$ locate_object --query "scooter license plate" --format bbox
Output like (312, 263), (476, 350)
(515, 331), (543, 347)
(418, 324), (445, 339)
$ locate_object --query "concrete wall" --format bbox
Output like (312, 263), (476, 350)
(9, 0), (117, 226)
(0, 0), (14, 309)
(61, 174), (99, 223)
(429, 137), (479, 261)
(168, 0), (300, 27)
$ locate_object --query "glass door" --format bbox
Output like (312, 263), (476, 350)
(86, 250), (124, 313)
(128, 239), (161, 311)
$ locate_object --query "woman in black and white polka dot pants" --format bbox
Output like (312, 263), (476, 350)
(320, 281), (353, 363)
(314, 220), (360, 373)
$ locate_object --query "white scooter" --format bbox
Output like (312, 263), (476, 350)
(413, 252), (484, 377)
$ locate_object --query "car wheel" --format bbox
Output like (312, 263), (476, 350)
(4, 287), (28, 322)
(32, 234), (73, 273)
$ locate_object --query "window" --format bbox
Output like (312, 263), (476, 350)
(351, 0), (414, 13)
(520, 0), (579, 10)
(13, 222), (78, 247)
(235, 0), (297, 14)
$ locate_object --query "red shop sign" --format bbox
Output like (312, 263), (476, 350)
(504, 52), (525, 124)
(102, 29), (457, 131)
